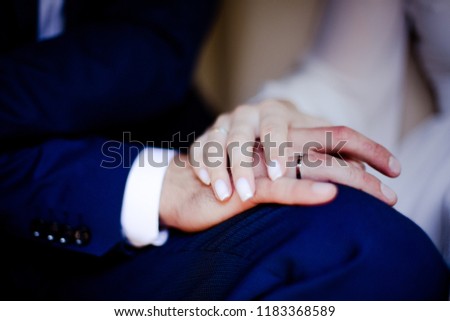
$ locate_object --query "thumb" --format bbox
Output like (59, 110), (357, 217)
(253, 177), (337, 205)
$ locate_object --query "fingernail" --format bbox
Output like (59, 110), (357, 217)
(198, 168), (211, 185)
(268, 160), (282, 181)
(381, 183), (397, 202)
(214, 179), (231, 201)
(312, 182), (336, 196)
(236, 178), (253, 202)
(389, 156), (401, 175)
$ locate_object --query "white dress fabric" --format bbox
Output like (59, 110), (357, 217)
(252, 0), (450, 265)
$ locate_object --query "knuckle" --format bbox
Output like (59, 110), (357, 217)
(260, 118), (284, 135)
(233, 104), (250, 115)
(361, 172), (374, 186)
(372, 142), (388, 158)
(227, 130), (250, 144)
(307, 152), (324, 166)
(333, 126), (353, 141)
(215, 114), (229, 126)
(361, 141), (375, 154)
(260, 99), (284, 110)
(346, 167), (361, 184)
(361, 140), (389, 162)
(359, 172), (379, 195)
(260, 122), (277, 135)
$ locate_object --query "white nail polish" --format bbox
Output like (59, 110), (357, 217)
(381, 183), (397, 202)
(236, 178), (253, 202)
(389, 156), (401, 175)
(214, 179), (231, 201)
(198, 168), (211, 185)
(268, 160), (282, 181)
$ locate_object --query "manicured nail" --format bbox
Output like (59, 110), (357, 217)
(381, 183), (397, 202)
(198, 168), (211, 185)
(236, 178), (253, 202)
(389, 156), (401, 175)
(312, 182), (336, 196)
(214, 179), (231, 201)
(268, 160), (282, 181)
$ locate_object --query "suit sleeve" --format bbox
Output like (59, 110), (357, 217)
(0, 0), (219, 141)
(0, 137), (143, 256)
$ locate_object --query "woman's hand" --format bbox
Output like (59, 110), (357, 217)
(189, 99), (401, 205)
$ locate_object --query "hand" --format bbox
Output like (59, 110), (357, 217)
(190, 99), (330, 202)
(159, 148), (337, 232)
(286, 126), (401, 205)
(190, 99), (401, 205)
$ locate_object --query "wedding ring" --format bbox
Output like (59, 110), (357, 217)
(296, 154), (303, 179)
(210, 127), (228, 136)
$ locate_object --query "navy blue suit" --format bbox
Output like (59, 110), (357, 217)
(0, 0), (218, 256)
(0, 0), (448, 300)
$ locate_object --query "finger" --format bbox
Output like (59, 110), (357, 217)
(207, 115), (232, 202)
(227, 106), (259, 202)
(287, 152), (397, 206)
(289, 126), (401, 177)
(190, 133), (211, 185)
(259, 101), (290, 181)
(252, 176), (337, 205)
(345, 158), (366, 171)
(291, 113), (331, 128)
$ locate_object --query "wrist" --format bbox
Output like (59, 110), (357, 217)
(159, 155), (181, 227)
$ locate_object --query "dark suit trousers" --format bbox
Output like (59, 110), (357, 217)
(2, 185), (449, 300)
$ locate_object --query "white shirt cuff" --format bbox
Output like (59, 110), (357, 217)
(121, 148), (176, 248)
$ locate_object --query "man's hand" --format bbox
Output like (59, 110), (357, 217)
(286, 126), (400, 205)
(159, 148), (337, 232)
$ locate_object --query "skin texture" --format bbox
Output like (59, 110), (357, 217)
(160, 122), (401, 233)
(159, 146), (337, 232)
(190, 100), (401, 206)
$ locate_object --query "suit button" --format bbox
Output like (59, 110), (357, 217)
(31, 219), (46, 238)
(74, 226), (90, 246)
(59, 225), (74, 244)
(46, 222), (60, 242)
